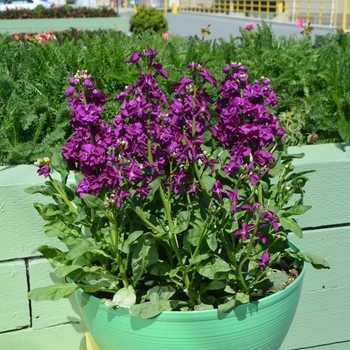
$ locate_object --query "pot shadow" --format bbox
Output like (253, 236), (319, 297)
(217, 301), (259, 321)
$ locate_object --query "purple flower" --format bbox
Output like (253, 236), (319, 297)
(198, 68), (217, 85)
(225, 189), (239, 213)
(125, 51), (142, 63)
(260, 211), (279, 231)
(241, 202), (261, 211)
(212, 180), (223, 199)
(233, 222), (255, 241)
(112, 188), (131, 209)
(151, 62), (168, 79)
(37, 165), (50, 178)
(172, 76), (194, 92)
(64, 86), (75, 97)
(256, 252), (270, 267)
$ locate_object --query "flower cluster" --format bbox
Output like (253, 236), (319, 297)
(29, 47), (328, 316)
(60, 48), (284, 273)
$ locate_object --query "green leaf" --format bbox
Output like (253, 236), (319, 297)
(51, 145), (69, 184)
(206, 280), (227, 291)
(282, 152), (305, 161)
(189, 253), (209, 265)
(255, 271), (289, 293)
(186, 228), (201, 246)
(202, 174), (215, 192)
(34, 245), (69, 267)
(24, 184), (54, 196)
(129, 301), (177, 319)
(147, 285), (176, 302)
(174, 211), (190, 234)
(82, 194), (106, 212)
(55, 265), (83, 279)
(148, 260), (172, 276)
(42, 221), (82, 245)
(198, 257), (231, 279)
(132, 236), (159, 285)
(28, 283), (78, 301)
(280, 205), (312, 217)
(218, 292), (249, 312)
(206, 232), (218, 251)
(146, 177), (162, 202)
(279, 217), (303, 238)
(34, 202), (67, 221)
(295, 252), (330, 269)
(105, 286), (136, 309)
(194, 303), (214, 311)
(66, 238), (98, 260)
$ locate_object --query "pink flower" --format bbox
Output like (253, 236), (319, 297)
(295, 18), (305, 27)
(35, 32), (57, 44)
(162, 32), (168, 40)
(24, 34), (30, 40)
(245, 22), (255, 31)
(13, 34), (20, 41)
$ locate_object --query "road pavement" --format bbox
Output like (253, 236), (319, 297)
(119, 9), (338, 40)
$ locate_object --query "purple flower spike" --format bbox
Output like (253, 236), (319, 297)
(256, 252), (270, 267)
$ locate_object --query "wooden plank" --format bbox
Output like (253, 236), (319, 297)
(289, 144), (350, 228)
(0, 165), (67, 261)
(298, 342), (350, 350)
(282, 287), (350, 349)
(29, 258), (88, 331)
(282, 228), (350, 349)
(0, 323), (87, 350)
(290, 227), (350, 290)
(0, 260), (30, 333)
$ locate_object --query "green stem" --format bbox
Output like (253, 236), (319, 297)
(192, 162), (210, 202)
(218, 230), (238, 270)
(49, 176), (79, 215)
(110, 213), (129, 288)
(237, 238), (255, 294)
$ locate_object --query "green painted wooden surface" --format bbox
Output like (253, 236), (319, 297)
(0, 323), (87, 349)
(289, 144), (350, 228)
(0, 260), (30, 333)
(282, 228), (350, 349)
(0, 17), (129, 34)
(29, 259), (86, 330)
(0, 165), (67, 261)
(0, 143), (349, 349)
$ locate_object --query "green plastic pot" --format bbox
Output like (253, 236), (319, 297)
(75, 241), (305, 350)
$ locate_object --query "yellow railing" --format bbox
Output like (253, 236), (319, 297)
(177, 0), (346, 29)
(282, 0), (338, 27)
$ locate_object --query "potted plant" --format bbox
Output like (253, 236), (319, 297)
(26, 47), (329, 350)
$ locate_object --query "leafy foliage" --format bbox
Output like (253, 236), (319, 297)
(129, 6), (168, 35)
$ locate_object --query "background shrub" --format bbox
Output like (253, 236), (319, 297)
(129, 7), (168, 35)
(0, 6), (118, 19)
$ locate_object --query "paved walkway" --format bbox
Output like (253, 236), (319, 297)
(119, 9), (338, 40)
